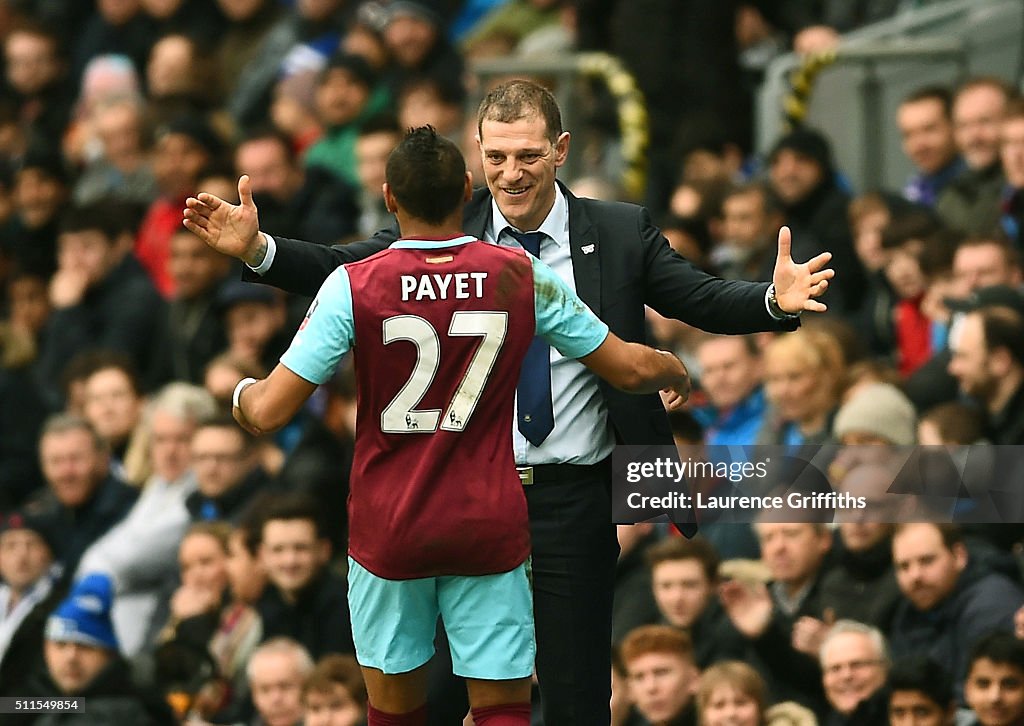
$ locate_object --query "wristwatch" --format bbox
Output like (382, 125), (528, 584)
(767, 283), (800, 319)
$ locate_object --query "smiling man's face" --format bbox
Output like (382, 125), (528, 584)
(477, 114), (568, 233)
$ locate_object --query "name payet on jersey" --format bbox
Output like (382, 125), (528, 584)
(400, 272), (489, 301)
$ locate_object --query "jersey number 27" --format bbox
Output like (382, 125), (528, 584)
(381, 311), (508, 434)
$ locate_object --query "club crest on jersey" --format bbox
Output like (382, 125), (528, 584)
(299, 299), (318, 330)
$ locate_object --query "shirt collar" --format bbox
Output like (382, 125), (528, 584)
(390, 234), (476, 249)
(770, 579), (813, 617)
(488, 183), (569, 247)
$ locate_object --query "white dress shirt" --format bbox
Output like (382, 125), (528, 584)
(487, 186), (616, 466)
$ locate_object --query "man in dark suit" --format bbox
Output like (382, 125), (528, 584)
(184, 79), (833, 725)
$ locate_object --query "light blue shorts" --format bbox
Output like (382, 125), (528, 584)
(347, 557), (535, 680)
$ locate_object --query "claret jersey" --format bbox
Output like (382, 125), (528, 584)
(281, 236), (609, 579)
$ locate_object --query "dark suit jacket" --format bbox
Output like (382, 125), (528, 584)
(249, 182), (798, 447)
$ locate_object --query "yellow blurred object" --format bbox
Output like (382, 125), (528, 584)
(167, 691), (193, 719)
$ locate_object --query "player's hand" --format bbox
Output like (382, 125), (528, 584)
(183, 175), (265, 267)
(719, 579), (774, 639)
(772, 226), (835, 314)
(660, 379), (690, 411)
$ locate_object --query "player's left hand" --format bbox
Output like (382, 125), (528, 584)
(772, 226), (835, 314)
(660, 385), (689, 411)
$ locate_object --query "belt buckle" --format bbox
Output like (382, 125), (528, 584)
(517, 466), (534, 485)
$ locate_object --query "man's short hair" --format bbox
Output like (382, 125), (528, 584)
(888, 656), (954, 710)
(955, 76), (1017, 105)
(58, 203), (123, 242)
(819, 620), (890, 668)
(59, 350), (125, 402)
(194, 414), (255, 452)
(969, 632), (1024, 673)
(977, 305), (1024, 368)
(723, 181), (782, 219)
(901, 85), (953, 118)
(620, 625), (694, 667)
(247, 637), (314, 683)
(879, 210), (944, 251)
(754, 521), (831, 537)
(696, 332), (762, 359)
(85, 354), (142, 397)
(237, 127), (296, 163)
(919, 401), (985, 445)
(893, 523), (964, 551)
(257, 492), (326, 542)
(957, 236), (1021, 270)
(149, 382), (218, 426)
(358, 113), (402, 139)
(477, 78), (563, 144)
(645, 536), (720, 583)
(303, 654), (367, 707)
(385, 126), (465, 224)
(399, 75), (466, 108)
(41, 413), (107, 453)
(848, 191), (891, 226)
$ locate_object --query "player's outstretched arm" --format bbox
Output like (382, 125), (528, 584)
(579, 332), (690, 398)
(232, 363), (318, 436)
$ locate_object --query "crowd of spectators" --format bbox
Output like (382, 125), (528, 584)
(0, 0), (1023, 725)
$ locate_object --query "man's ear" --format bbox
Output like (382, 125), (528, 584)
(952, 542), (969, 572)
(383, 182), (396, 214)
(554, 131), (571, 167)
(463, 171), (473, 201)
(989, 346), (1013, 377)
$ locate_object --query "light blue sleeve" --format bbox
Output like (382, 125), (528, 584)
(280, 267), (355, 384)
(531, 256), (609, 358)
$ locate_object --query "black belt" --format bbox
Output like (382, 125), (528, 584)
(516, 459), (610, 485)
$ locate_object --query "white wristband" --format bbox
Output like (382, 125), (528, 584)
(232, 377), (258, 410)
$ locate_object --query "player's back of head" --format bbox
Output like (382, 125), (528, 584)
(385, 125), (466, 224)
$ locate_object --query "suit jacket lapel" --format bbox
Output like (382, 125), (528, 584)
(562, 183), (602, 314)
(464, 187), (491, 239)
(467, 183), (602, 313)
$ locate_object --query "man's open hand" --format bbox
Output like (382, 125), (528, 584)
(772, 226), (835, 314)
(183, 174), (265, 267)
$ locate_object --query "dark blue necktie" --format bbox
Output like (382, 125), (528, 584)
(508, 230), (554, 447)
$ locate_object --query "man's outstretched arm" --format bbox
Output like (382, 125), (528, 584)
(183, 174), (392, 296)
